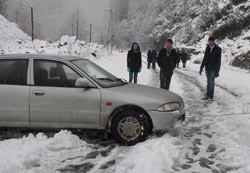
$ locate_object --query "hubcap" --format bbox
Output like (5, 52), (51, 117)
(118, 116), (142, 141)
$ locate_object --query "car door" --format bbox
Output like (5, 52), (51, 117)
(0, 58), (30, 126)
(30, 59), (101, 129)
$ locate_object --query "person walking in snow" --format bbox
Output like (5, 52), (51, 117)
(200, 36), (222, 101)
(157, 39), (178, 90)
(127, 42), (142, 84)
(152, 50), (157, 70)
(147, 50), (152, 69)
(180, 50), (188, 68)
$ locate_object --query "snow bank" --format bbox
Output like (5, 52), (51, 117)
(0, 35), (102, 60)
(0, 15), (30, 45)
(0, 15), (102, 59)
(0, 130), (94, 172)
(111, 135), (181, 173)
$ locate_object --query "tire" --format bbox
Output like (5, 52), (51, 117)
(111, 109), (150, 145)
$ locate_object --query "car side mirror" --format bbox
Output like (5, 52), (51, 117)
(75, 78), (95, 88)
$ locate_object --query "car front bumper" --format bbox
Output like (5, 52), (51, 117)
(148, 110), (185, 131)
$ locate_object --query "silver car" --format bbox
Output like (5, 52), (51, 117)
(0, 54), (185, 145)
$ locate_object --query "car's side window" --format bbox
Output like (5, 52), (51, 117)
(34, 60), (81, 87)
(0, 59), (29, 85)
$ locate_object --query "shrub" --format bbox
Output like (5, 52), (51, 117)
(231, 0), (248, 6)
(212, 15), (250, 39)
(231, 51), (250, 69)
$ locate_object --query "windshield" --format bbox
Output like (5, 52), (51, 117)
(71, 59), (127, 88)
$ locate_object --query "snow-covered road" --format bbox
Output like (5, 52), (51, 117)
(0, 50), (250, 173)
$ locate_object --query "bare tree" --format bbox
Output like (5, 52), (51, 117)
(0, 0), (7, 15)
(61, 10), (88, 41)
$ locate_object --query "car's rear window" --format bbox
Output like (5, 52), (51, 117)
(0, 59), (29, 85)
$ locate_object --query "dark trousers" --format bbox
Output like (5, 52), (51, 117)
(183, 63), (186, 68)
(160, 70), (173, 90)
(147, 62), (151, 69)
(129, 72), (138, 84)
(152, 62), (156, 69)
(206, 71), (215, 98)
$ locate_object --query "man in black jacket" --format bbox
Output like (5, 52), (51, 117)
(147, 50), (152, 69)
(200, 37), (222, 101)
(127, 42), (142, 84)
(157, 39), (177, 90)
(180, 50), (188, 68)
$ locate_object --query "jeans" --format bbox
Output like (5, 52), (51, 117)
(160, 70), (173, 90)
(129, 72), (138, 84)
(206, 71), (215, 98)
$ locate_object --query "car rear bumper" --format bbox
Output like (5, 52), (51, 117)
(148, 110), (185, 131)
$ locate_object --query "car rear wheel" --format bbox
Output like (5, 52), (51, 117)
(111, 109), (150, 145)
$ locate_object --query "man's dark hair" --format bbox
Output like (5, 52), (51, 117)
(208, 37), (215, 42)
(166, 39), (173, 44)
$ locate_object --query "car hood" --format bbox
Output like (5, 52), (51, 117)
(110, 83), (183, 103)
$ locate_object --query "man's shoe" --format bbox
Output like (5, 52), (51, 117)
(201, 96), (209, 100)
(207, 97), (213, 101)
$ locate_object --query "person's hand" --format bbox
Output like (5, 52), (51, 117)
(127, 67), (131, 72)
(199, 69), (203, 75)
(139, 68), (142, 73)
(215, 72), (219, 78)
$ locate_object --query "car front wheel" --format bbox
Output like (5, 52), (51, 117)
(111, 109), (150, 145)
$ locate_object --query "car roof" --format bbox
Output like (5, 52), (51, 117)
(0, 54), (88, 61)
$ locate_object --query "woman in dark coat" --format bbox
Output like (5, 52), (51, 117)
(127, 42), (142, 84)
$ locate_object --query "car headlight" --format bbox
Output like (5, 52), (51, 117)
(157, 103), (180, 112)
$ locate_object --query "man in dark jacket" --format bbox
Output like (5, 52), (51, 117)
(147, 50), (152, 69)
(200, 36), (221, 101)
(157, 39), (177, 90)
(127, 42), (142, 84)
(151, 50), (157, 70)
(176, 50), (181, 68)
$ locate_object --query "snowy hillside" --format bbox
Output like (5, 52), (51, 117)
(111, 0), (250, 69)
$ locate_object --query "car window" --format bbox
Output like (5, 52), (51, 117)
(0, 59), (29, 85)
(34, 60), (81, 87)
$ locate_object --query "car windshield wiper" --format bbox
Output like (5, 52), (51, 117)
(114, 78), (128, 84)
(97, 78), (115, 82)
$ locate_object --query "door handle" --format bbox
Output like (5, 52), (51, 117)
(33, 90), (45, 96)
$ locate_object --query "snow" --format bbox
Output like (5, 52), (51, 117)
(0, 130), (95, 172)
(0, 47), (249, 172)
(1, 14), (250, 173)
(0, 15), (30, 45)
(108, 135), (181, 173)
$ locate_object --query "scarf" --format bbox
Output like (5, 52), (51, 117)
(166, 47), (172, 57)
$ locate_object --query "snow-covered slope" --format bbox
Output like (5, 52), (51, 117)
(111, 0), (250, 69)
(0, 14), (30, 50)
(0, 15), (30, 42)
